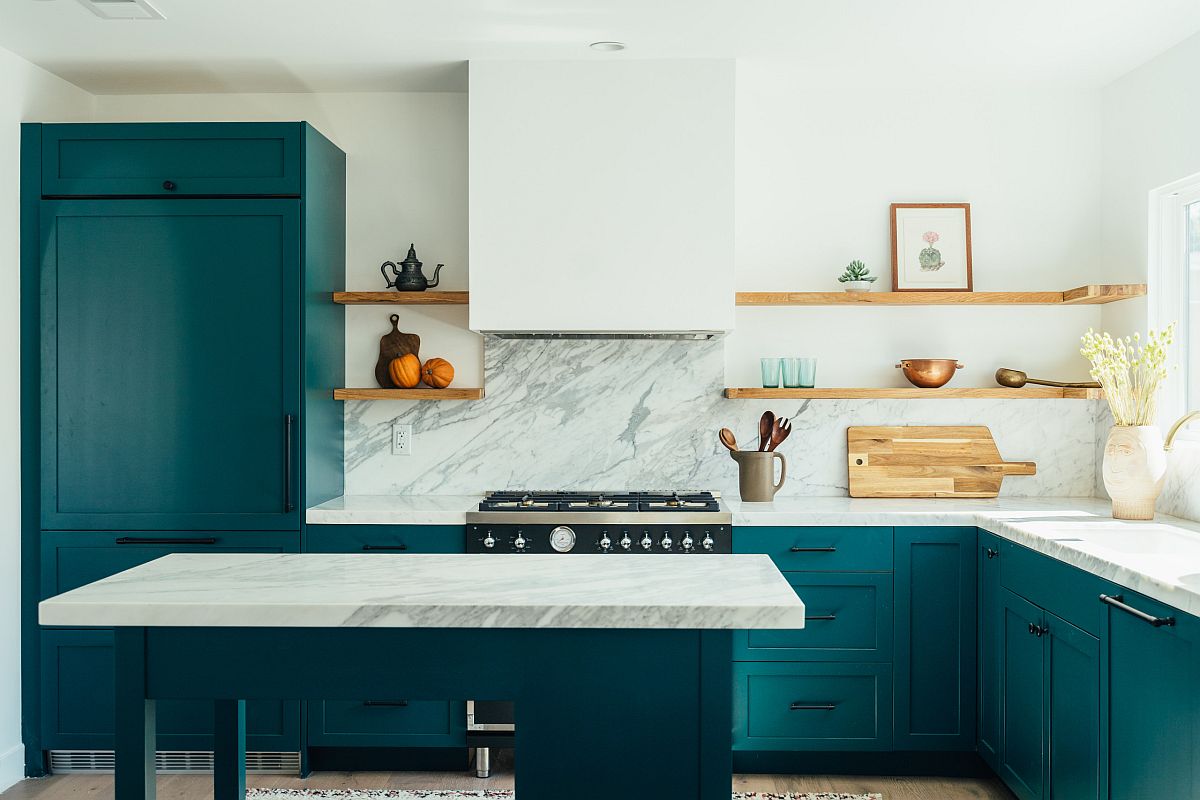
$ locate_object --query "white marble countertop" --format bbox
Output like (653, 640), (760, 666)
(37, 553), (806, 630)
(307, 495), (480, 526)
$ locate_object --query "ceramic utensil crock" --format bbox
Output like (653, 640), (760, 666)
(730, 450), (787, 501)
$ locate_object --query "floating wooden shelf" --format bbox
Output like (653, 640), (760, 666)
(724, 387), (1104, 400)
(735, 284), (1145, 306)
(334, 388), (485, 401)
(333, 291), (469, 305)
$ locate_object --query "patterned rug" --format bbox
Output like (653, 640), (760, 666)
(247, 789), (882, 800)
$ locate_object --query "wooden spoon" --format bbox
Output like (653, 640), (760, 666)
(758, 410), (775, 451)
(768, 417), (792, 452)
(718, 428), (739, 453)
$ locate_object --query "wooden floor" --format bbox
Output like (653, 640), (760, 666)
(0, 752), (1015, 800)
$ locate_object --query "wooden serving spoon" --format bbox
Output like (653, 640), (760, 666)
(758, 410), (775, 451)
(718, 428), (739, 453)
(768, 417), (792, 452)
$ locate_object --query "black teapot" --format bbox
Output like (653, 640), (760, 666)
(381, 244), (443, 292)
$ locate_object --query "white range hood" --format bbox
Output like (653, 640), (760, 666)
(468, 59), (735, 338)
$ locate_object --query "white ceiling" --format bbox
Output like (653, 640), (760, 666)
(2, 0), (1199, 94)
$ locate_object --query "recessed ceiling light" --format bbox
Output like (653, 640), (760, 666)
(589, 41), (626, 52)
(75, 0), (164, 19)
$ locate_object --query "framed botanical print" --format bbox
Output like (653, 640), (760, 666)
(890, 203), (973, 291)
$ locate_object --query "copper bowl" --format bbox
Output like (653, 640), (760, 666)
(896, 359), (963, 388)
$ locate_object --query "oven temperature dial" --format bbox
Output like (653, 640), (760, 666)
(620, 532), (633, 550)
(549, 526), (577, 553)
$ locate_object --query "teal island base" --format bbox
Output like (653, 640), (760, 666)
(113, 626), (732, 800)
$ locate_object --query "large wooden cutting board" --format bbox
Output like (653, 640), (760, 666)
(847, 426), (1036, 498)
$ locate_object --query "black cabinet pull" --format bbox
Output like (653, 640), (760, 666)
(362, 544), (408, 551)
(162, 180), (177, 191)
(1027, 622), (1048, 637)
(806, 614), (837, 622)
(115, 537), (218, 545)
(284, 414), (294, 513)
(985, 548), (999, 559)
(790, 703), (837, 711)
(1100, 594), (1176, 628)
(790, 546), (837, 553)
(363, 700), (409, 707)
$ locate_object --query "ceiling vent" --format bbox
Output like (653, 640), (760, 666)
(75, 0), (164, 20)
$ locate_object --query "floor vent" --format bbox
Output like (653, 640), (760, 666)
(49, 750), (301, 774)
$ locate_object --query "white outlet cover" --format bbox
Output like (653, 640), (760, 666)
(392, 423), (413, 456)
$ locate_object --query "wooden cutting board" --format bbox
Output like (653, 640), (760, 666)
(847, 426), (1036, 498)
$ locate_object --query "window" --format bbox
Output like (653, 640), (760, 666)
(1150, 173), (1200, 437)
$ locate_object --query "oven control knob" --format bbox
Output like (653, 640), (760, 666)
(681, 534), (694, 551)
(513, 532), (528, 551)
(549, 526), (576, 553)
(701, 533), (715, 551)
(620, 533), (633, 550)
(660, 533), (673, 551)
(640, 534), (653, 550)
(598, 532), (612, 551)
(482, 531), (496, 549)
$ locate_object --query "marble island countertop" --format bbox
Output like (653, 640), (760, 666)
(38, 552), (806, 630)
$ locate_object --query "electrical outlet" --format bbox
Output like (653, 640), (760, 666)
(392, 423), (413, 456)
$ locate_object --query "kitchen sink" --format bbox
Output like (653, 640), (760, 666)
(1056, 526), (1200, 559)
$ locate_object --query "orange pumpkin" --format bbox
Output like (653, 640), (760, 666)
(421, 357), (455, 389)
(388, 353), (421, 389)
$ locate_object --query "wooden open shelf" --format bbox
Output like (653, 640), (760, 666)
(333, 291), (469, 305)
(724, 387), (1104, 400)
(735, 284), (1145, 306)
(334, 388), (485, 401)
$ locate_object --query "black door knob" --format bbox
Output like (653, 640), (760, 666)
(162, 180), (177, 191)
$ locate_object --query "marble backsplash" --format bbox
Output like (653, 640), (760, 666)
(344, 339), (1105, 498)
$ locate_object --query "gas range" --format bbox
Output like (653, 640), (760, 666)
(465, 490), (732, 554)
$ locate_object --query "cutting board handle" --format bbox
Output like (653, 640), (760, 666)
(999, 461), (1038, 476)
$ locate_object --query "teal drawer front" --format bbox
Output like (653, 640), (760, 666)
(42, 123), (301, 197)
(41, 629), (298, 751)
(733, 662), (893, 751)
(736, 573), (893, 661)
(310, 700), (466, 747)
(305, 524), (464, 554)
(41, 531), (300, 599)
(1000, 538), (1117, 637)
(734, 527), (892, 572)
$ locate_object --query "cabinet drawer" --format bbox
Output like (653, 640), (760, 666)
(309, 700), (466, 747)
(41, 531), (300, 599)
(42, 123), (301, 197)
(733, 662), (892, 751)
(734, 527), (892, 571)
(305, 525), (465, 554)
(41, 629), (298, 751)
(1000, 539), (1117, 637)
(736, 573), (893, 661)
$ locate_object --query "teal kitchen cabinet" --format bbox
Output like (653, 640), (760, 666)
(1104, 589), (1199, 799)
(893, 527), (977, 751)
(977, 531), (1002, 770)
(735, 526), (892, 572)
(304, 524), (465, 554)
(1000, 591), (1046, 800)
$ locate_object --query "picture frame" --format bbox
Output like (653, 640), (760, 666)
(890, 203), (973, 292)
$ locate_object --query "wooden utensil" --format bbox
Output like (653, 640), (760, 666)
(374, 314), (421, 388)
(758, 411), (775, 451)
(847, 425), (1036, 498)
(718, 428), (739, 453)
(995, 368), (1101, 390)
(768, 417), (791, 451)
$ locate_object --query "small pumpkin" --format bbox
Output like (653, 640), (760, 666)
(421, 357), (455, 389)
(388, 353), (421, 389)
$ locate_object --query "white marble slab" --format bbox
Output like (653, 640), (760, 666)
(37, 553), (806, 630)
(725, 496), (1119, 526)
(307, 494), (480, 526)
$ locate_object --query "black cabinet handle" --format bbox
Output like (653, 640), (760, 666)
(1027, 622), (1048, 637)
(363, 700), (409, 707)
(162, 180), (177, 191)
(362, 544), (408, 551)
(806, 614), (837, 622)
(790, 546), (837, 553)
(115, 537), (218, 545)
(284, 414), (294, 513)
(985, 548), (999, 559)
(1100, 594), (1176, 628)
(790, 703), (837, 711)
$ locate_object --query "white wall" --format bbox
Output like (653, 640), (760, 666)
(92, 92), (476, 390)
(0, 45), (92, 792)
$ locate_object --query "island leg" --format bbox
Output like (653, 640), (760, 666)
(114, 628), (156, 800)
(214, 700), (247, 800)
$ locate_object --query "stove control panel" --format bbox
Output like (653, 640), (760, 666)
(467, 524), (731, 554)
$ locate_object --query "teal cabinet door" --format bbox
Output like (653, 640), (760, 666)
(977, 531), (1002, 769)
(304, 525), (465, 554)
(1105, 591), (1199, 799)
(1046, 613), (1100, 800)
(40, 199), (300, 531)
(733, 526), (893, 572)
(893, 527), (977, 751)
(1001, 590), (1045, 800)
(309, 700), (466, 748)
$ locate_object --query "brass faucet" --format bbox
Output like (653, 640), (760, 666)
(1164, 411), (1200, 451)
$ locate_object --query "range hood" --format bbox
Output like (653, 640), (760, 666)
(468, 60), (735, 339)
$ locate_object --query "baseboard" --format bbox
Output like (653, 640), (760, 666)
(0, 743), (25, 793)
(732, 749), (992, 777)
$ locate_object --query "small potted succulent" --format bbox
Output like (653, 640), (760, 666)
(837, 260), (877, 293)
